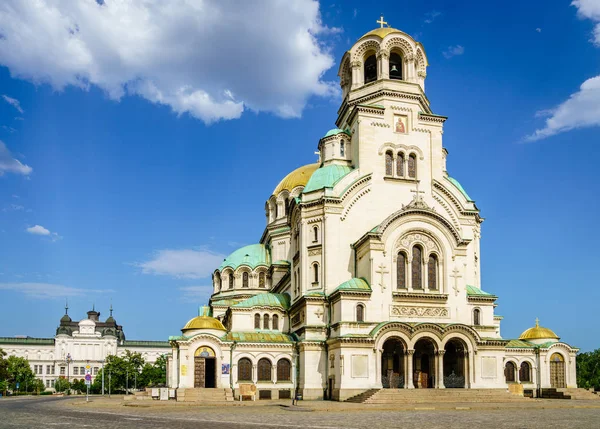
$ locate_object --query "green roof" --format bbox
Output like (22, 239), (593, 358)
(210, 298), (241, 307)
(506, 339), (536, 348)
(232, 293), (290, 310)
(333, 277), (371, 293)
(324, 128), (351, 138)
(120, 340), (171, 348)
(304, 164), (353, 193)
(466, 285), (497, 298)
(446, 176), (474, 202)
(219, 244), (270, 271)
(0, 337), (54, 345)
(221, 331), (295, 343)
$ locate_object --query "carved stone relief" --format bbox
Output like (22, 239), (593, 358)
(390, 305), (449, 318)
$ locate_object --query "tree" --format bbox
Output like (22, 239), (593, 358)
(30, 379), (45, 394)
(71, 379), (86, 394)
(139, 355), (167, 388)
(0, 348), (7, 382)
(102, 351), (146, 393)
(54, 377), (70, 393)
(577, 349), (600, 390)
(5, 356), (35, 392)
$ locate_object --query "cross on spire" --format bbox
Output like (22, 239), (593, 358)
(64, 299), (69, 315)
(376, 15), (388, 28)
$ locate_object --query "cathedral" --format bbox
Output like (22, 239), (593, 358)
(168, 20), (578, 401)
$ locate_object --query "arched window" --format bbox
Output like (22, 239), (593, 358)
(427, 254), (438, 290)
(254, 313), (261, 329)
(228, 273), (234, 289)
(505, 361), (516, 383)
(364, 54), (377, 83)
(257, 358), (272, 381)
(519, 362), (531, 382)
(313, 263), (319, 284)
(412, 246), (423, 289)
(397, 251), (407, 289)
(284, 199), (290, 216)
(258, 272), (266, 288)
(356, 304), (365, 322)
(408, 154), (417, 178)
(263, 314), (270, 330)
(389, 52), (403, 80)
(272, 314), (279, 330)
(385, 151), (393, 176)
(215, 273), (221, 291)
(238, 358), (252, 381)
(396, 152), (404, 176)
(340, 140), (345, 157)
(277, 359), (291, 381)
(242, 272), (249, 288)
(313, 226), (318, 243)
(275, 202), (279, 218)
(473, 308), (481, 326)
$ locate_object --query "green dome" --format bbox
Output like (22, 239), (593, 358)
(219, 244), (271, 271)
(446, 176), (473, 202)
(303, 164), (353, 193)
(324, 128), (351, 138)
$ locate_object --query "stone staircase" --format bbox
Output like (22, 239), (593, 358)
(556, 388), (600, 400)
(347, 389), (531, 404)
(176, 388), (234, 402)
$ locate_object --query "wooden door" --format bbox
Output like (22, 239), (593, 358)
(550, 353), (565, 388)
(194, 357), (206, 388)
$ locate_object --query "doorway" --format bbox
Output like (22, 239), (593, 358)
(381, 338), (405, 388)
(413, 338), (436, 388)
(550, 353), (565, 388)
(194, 346), (217, 388)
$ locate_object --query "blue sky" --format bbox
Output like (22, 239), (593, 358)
(1, 1), (599, 351)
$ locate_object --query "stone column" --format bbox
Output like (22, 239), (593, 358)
(378, 52), (389, 80)
(406, 349), (415, 389)
(437, 350), (446, 389)
(375, 349), (382, 387)
(351, 61), (362, 89)
(272, 363), (277, 384)
(252, 364), (257, 384)
(464, 351), (470, 388)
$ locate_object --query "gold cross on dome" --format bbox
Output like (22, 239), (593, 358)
(377, 15), (388, 28)
(535, 317), (540, 327)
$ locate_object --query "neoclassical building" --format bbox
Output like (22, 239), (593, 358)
(168, 21), (578, 401)
(0, 305), (171, 391)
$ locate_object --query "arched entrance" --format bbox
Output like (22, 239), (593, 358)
(443, 339), (467, 388)
(550, 353), (566, 388)
(413, 338), (436, 388)
(194, 346), (217, 388)
(381, 338), (405, 388)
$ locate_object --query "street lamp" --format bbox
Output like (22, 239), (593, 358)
(65, 353), (72, 395)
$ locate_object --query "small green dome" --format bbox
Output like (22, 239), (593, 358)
(304, 164), (353, 193)
(324, 128), (351, 138)
(446, 176), (473, 202)
(219, 244), (271, 271)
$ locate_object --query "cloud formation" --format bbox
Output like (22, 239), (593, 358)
(0, 0), (339, 124)
(0, 141), (32, 176)
(179, 285), (213, 299)
(0, 282), (113, 299)
(2, 95), (24, 114)
(424, 11), (442, 24)
(443, 45), (465, 59)
(526, 1), (600, 141)
(136, 248), (225, 279)
(26, 224), (61, 241)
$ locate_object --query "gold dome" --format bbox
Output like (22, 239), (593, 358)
(182, 306), (226, 332)
(273, 163), (319, 195)
(519, 318), (559, 341)
(360, 27), (406, 40)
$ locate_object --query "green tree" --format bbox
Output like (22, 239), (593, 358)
(54, 377), (70, 393)
(0, 348), (8, 382)
(0, 380), (8, 397)
(139, 355), (167, 388)
(577, 349), (600, 390)
(30, 378), (45, 394)
(5, 356), (35, 393)
(102, 351), (146, 393)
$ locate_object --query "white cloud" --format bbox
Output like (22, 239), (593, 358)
(443, 45), (465, 59)
(0, 0), (339, 124)
(2, 126), (16, 134)
(0, 141), (32, 176)
(25, 224), (61, 241)
(424, 11), (442, 24)
(1, 95), (24, 114)
(536, 28), (542, 33)
(136, 248), (225, 279)
(2, 203), (24, 212)
(526, 2), (600, 141)
(0, 282), (113, 299)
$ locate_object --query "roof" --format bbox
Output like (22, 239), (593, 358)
(505, 339), (536, 349)
(446, 176), (474, 202)
(519, 319), (560, 341)
(219, 244), (270, 271)
(303, 164), (353, 193)
(333, 277), (371, 293)
(182, 306), (226, 332)
(222, 331), (295, 344)
(324, 128), (351, 138)
(466, 285), (497, 298)
(273, 163), (319, 195)
(360, 27), (406, 40)
(232, 293), (290, 310)
(0, 337), (55, 345)
(120, 340), (171, 348)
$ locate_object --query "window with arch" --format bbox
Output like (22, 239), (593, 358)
(389, 52), (403, 80)
(364, 54), (377, 83)
(340, 140), (345, 157)
(263, 314), (270, 330)
(238, 358), (252, 381)
(228, 273), (234, 289)
(313, 226), (318, 243)
(272, 314), (279, 330)
(254, 313), (261, 329)
(396, 251), (407, 289)
(277, 359), (291, 381)
(408, 154), (417, 178)
(473, 308), (481, 326)
(396, 152), (405, 176)
(356, 303), (365, 322)
(242, 272), (249, 288)
(215, 273), (221, 291)
(257, 358), (272, 381)
(313, 263), (319, 284)
(284, 199), (290, 216)
(258, 272), (266, 288)
(411, 246), (423, 289)
(427, 254), (438, 290)
(505, 361), (516, 383)
(385, 151), (393, 176)
(519, 361), (531, 382)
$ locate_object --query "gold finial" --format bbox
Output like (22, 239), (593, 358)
(376, 15), (388, 28)
(535, 317), (540, 327)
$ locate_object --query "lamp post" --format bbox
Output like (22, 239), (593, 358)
(65, 353), (72, 395)
(101, 360), (105, 396)
(108, 367), (111, 398)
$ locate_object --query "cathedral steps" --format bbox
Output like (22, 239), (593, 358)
(555, 388), (600, 400)
(350, 389), (531, 404)
(176, 388), (234, 402)
(345, 389), (380, 403)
